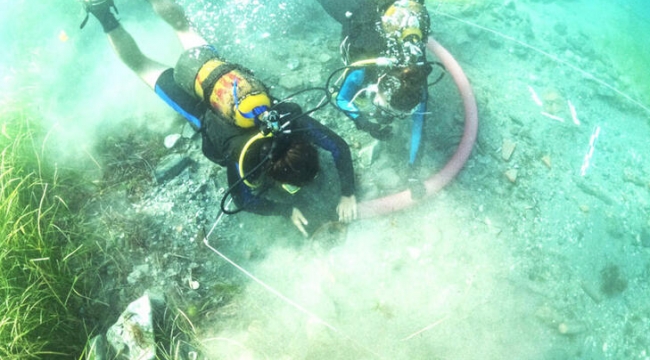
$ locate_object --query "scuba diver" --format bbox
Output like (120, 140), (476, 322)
(80, 0), (358, 237)
(316, 0), (433, 170)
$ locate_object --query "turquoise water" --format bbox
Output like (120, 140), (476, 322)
(1, 0), (649, 358)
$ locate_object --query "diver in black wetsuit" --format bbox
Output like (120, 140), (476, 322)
(316, 0), (432, 170)
(80, 0), (358, 237)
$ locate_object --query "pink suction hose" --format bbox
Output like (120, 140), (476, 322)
(357, 37), (479, 219)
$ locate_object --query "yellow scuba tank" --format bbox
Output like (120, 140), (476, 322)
(174, 46), (271, 128)
(381, 0), (429, 43)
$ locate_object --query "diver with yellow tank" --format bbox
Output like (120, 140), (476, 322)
(80, 0), (358, 237)
(316, 0), (435, 179)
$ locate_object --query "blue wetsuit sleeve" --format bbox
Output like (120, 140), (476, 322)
(226, 163), (292, 217)
(409, 87), (428, 165)
(295, 117), (356, 197)
(336, 69), (365, 120)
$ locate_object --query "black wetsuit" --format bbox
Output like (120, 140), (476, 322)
(202, 101), (355, 217)
(315, 0), (387, 64)
(317, 0), (430, 166)
(154, 61), (355, 217)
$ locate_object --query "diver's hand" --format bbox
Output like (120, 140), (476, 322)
(337, 195), (357, 223)
(290, 207), (309, 238)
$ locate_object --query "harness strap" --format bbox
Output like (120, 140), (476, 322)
(200, 62), (242, 104)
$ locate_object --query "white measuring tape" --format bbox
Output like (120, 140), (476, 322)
(580, 125), (601, 176)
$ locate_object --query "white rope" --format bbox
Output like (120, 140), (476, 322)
(205, 198), (230, 240)
(202, 206), (383, 358)
(203, 238), (338, 331)
(434, 10), (650, 115)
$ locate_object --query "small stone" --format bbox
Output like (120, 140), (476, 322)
(501, 139), (517, 161)
(358, 140), (381, 167)
(181, 123), (196, 138)
(640, 228), (650, 248)
(543, 88), (565, 115)
(484, 217), (502, 235)
(553, 22), (568, 36)
(287, 58), (300, 71)
(106, 294), (156, 360)
(318, 53), (332, 63)
(278, 74), (303, 90)
(154, 154), (193, 184)
(489, 38), (503, 49)
(558, 322), (586, 335)
(164, 133), (181, 149)
(127, 264), (150, 284)
(504, 169), (518, 183)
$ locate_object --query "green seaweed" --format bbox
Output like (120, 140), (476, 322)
(0, 102), (97, 358)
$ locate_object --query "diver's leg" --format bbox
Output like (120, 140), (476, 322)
(148, 0), (207, 50)
(314, 0), (354, 24)
(82, 0), (204, 128)
(107, 27), (169, 89)
(409, 88), (428, 165)
(82, 0), (169, 89)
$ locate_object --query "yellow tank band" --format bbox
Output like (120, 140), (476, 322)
(401, 28), (422, 41)
(194, 59), (226, 99)
(238, 132), (273, 188)
(384, 3), (398, 17)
